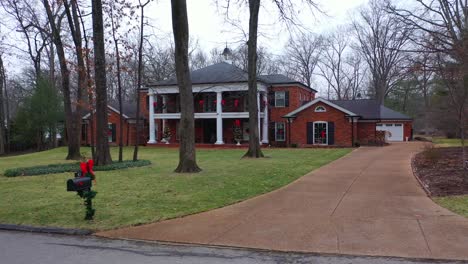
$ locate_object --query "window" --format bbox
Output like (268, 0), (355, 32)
(394, 124), (403, 127)
(275, 91), (286, 107)
(376, 123), (383, 127)
(313, 122), (328, 145)
(315, 106), (326, 112)
(275, 122), (286, 141)
(81, 124), (88, 141)
(108, 123), (116, 143)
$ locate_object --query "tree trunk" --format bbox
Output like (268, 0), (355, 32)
(3, 67), (10, 153)
(243, 0), (264, 158)
(109, 4), (124, 162)
(42, 0), (81, 160)
(133, 0), (149, 162)
(0, 55), (5, 155)
(92, 0), (112, 165)
(171, 0), (201, 173)
(76, 2), (96, 160)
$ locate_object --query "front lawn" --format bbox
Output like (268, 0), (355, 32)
(0, 147), (351, 230)
(434, 196), (468, 217)
(432, 137), (465, 147)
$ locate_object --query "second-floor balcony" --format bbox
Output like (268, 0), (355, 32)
(152, 91), (266, 114)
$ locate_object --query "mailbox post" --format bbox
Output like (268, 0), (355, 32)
(67, 160), (97, 220)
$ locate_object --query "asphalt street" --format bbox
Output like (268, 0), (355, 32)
(0, 230), (465, 264)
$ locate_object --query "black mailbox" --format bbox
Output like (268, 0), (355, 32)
(67, 177), (92, 192)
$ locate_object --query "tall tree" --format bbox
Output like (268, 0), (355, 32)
(92, 0), (112, 165)
(0, 54), (6, 155)
(317, 31), (349, 100)
(107, 0), (126, 162)
(133, 0), (150, 162)
(171, 0), (201, 172)
(285, 32), (322, 87)
(63, 0), (86, 158)
(353, 0), (410, 105)
(243, 0), (263, 158)
(42, 0), (82, 159)
(388, 0), (468, 180)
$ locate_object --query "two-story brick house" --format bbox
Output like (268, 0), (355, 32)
(139, 62), (412, 147)
(83, 62), (413, 147)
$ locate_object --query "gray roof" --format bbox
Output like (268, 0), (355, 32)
(149, 62), (316, 91)
(151, 62), (249, 86)
(331, 99), (412, 120)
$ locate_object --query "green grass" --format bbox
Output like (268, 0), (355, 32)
(434, 196), (468, 217)
(0, 147), (351, 230)
(432, 137), (465, 147)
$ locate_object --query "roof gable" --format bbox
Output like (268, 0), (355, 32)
(284, 98), (357, 118)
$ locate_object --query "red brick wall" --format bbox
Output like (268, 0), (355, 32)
(269, 86), (316, 145)
(83, 110), (132, 146)
(289, 102), (353, 147)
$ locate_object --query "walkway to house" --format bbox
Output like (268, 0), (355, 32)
(96, 143), (468, 261)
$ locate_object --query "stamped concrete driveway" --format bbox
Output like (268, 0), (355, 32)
(97, 143), (468, 261)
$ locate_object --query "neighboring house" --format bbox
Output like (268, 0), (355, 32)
(81, 102), (146, 146)
(139, 62), (413, 147)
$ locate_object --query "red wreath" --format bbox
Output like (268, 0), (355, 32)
(234, 119), (241, 127)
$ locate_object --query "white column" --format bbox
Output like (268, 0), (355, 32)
(262, 92), (269, 144)
(215, 91), (224, 144)
(147, 93), (156, 143)
(257, 92), (261, 143)
(161, 95), (167, 143)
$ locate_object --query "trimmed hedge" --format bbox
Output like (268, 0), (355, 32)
(3, 160), (151, 177)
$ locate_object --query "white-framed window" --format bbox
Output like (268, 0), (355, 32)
(315, 105), (326, 112)
(313, 121), (328, 145)
(275, 122), (286, 141)
(376, 123), (383, 127)
(275, 91), (286, 107)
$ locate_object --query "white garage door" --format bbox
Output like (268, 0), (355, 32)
(376, 123), (404, 141)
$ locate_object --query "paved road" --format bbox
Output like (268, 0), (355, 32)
(1, 230), (465, 264)
(98, 143), (468, 261)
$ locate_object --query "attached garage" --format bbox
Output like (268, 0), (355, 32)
(376, 123), (404, 141)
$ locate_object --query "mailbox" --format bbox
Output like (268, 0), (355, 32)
(67, 177), (92, 192)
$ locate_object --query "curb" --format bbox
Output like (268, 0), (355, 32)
(0, 224), (92, 236)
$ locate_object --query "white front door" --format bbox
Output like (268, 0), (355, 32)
(376, 123), (404, 141)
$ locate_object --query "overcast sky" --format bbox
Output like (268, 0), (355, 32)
(147, 0), (368, 54)
(1, 0), (369, 91)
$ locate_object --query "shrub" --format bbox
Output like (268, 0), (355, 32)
(4, 160), (151, 177)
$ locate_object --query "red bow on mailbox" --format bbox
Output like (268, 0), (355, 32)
(80, 160), (96, 181)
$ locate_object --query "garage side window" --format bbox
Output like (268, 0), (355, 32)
(275, 122), (286, 141)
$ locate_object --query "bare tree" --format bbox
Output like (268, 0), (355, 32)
(387, 0), (468, 179)
(353, 0), (410, 105)
(171, 0), (202, 172)
(92, 0), (112, 165)
(43, 0), (83, 159)
(2, 0), (48, 80)
(133, 0), (150, 162)
(318, 31), (349, 100)
(285, 32), (322, 87)
(0, 54), (5, 154)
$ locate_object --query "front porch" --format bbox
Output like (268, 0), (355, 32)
(146, 84), (269, 145)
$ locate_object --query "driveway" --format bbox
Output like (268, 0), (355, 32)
(97, 143), (468, 260)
